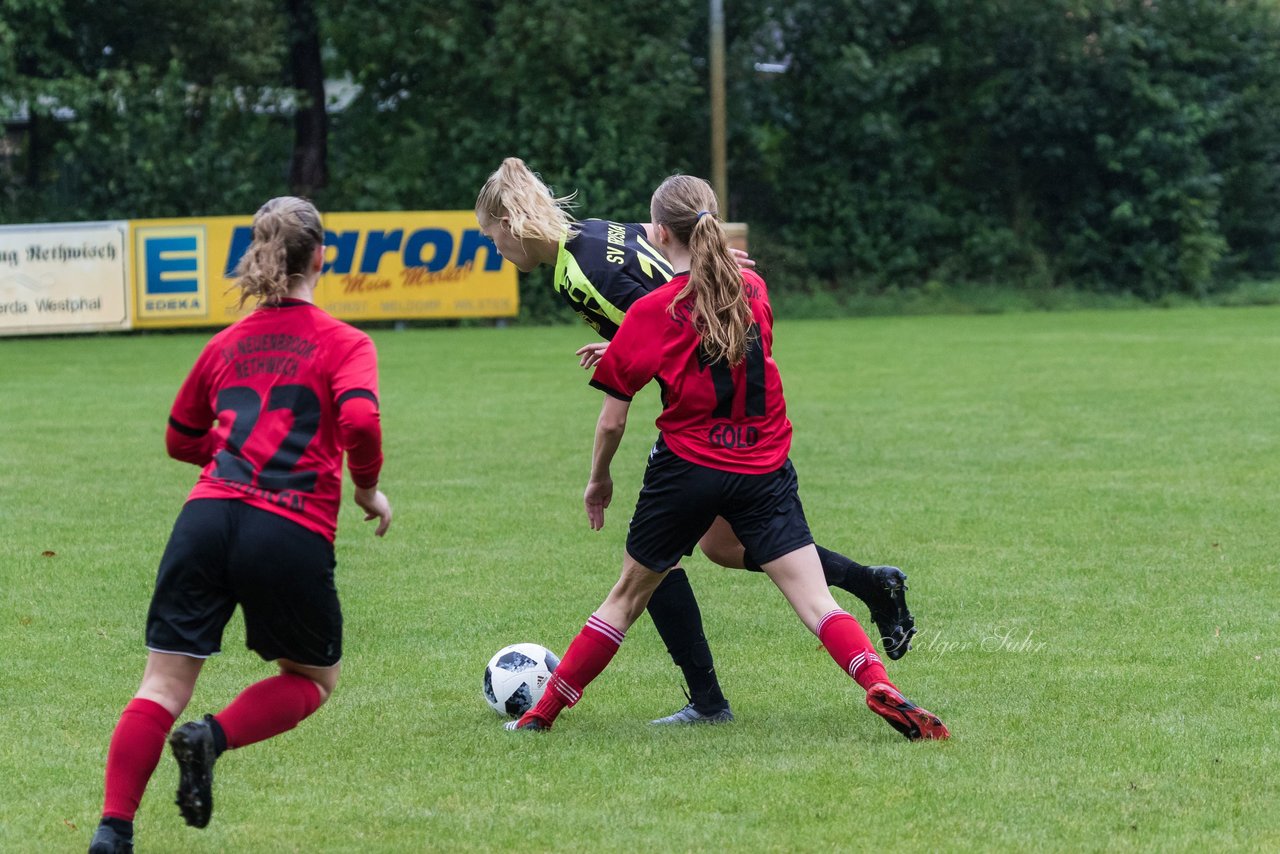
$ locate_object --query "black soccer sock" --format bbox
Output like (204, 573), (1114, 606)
(207, 714), (228, 757)
(814, 545), (881, 605)
(100, 817), (133, 840)
(646, 568), (729, 713)
(816, 545), (856, 588)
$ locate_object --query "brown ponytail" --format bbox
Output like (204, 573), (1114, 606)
(651, 175), (752, 366)
(234, 196), (324, 308)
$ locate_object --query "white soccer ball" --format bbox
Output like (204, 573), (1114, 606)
(482, 643), (560, 718)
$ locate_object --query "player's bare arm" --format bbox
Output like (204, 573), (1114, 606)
(585, 396), (629, 530)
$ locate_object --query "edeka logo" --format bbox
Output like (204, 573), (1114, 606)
(222, 226), (503, 278)
(136, 226), (207, 319)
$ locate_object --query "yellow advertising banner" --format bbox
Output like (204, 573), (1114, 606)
(130, 210), (516, 328)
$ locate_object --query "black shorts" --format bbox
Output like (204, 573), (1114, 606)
(145, 499), (342, 666)
(625, 436), (814, 572)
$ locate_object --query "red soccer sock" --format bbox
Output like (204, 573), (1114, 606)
(102, 697), (176, 821)
(213, 673), (323, 750)
(523, 614), (625, 726)
(817, 610), (891, 691)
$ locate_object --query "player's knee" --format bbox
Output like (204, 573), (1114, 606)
(279, 660), (339, 703)
(311, 670), (339, 704)
(312, 680), (334, 705)
(135, 677), (195, 718)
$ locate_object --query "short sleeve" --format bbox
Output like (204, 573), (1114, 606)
(589, 296), (663, 400)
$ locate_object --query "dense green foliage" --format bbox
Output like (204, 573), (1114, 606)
(749, 0), (1280, 298)
(2, 310), (1278, 850)
(0, 0), (288, 219)
(3, 0), (1279, 310)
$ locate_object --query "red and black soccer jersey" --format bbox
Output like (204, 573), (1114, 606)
(165, 299), (382, 542)
(554, 219), (675, 339)
(589, 269), (792, 475)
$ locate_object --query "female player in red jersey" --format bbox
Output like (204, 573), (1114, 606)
(476, 158), (915, 726)
(88, 197), (393, 854)
(505, 175), (947, 739)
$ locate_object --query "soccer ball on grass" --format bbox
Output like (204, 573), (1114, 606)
(482, 643), (560, 717)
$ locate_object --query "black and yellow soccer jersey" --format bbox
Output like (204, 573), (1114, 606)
(553, 218), (676, 340)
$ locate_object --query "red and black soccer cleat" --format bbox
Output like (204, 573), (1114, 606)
(865, 682), (950, 741)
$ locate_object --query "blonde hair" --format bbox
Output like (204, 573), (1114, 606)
(475, 157), (579, 242)
(652, 175), (753, 366)
(234, 196), (324, 308)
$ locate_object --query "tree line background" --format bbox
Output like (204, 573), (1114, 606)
(3, 0), (1278, 319)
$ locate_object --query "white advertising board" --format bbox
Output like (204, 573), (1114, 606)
(0, 221), (130, 336)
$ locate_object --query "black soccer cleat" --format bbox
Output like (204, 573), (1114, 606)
(169, 716), (218, 828)
(865, 566), (916, 660)
(88, 823), (133, 854)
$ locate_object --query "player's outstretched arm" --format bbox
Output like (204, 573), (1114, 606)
(354, 485), (392, 537)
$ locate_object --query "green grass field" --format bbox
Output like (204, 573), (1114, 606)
(2, 306), (1277, 852)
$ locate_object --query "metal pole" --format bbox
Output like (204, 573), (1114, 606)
(710, 0), (727, 217)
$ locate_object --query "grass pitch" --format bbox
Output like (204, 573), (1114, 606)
(1, 306), (1277, 852)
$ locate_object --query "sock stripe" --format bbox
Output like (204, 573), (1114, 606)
(817, 609), (848, 636)
(551, 674), (581, 704)
(848, 651), (883, 678)
(585, 614), (625, 646)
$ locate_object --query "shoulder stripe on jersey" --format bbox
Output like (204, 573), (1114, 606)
(337, 389), (379, 407)
(588, 378), (634, 402)
(559, 253), (628, 326)
(634, 233), (675, 279)
(168, 416), (208, 437)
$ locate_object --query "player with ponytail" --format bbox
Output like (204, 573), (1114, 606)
(477, 160), (916, 727)
(233, 196), (326, 308)
(475, 157), (579, 269)
(655, 176), (754, 367)
(506, 175), (948, 741)
(88, 197), (393, 853)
